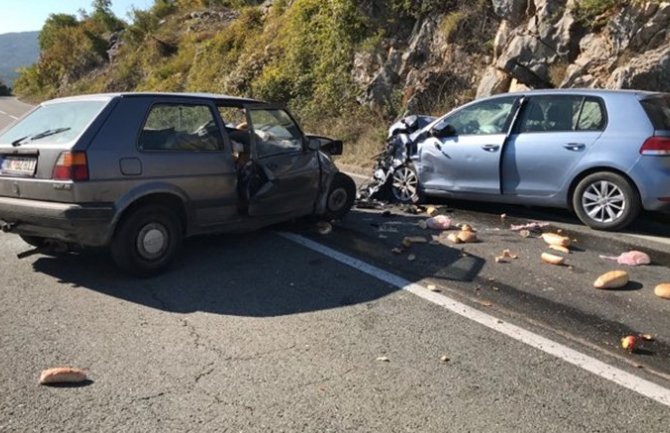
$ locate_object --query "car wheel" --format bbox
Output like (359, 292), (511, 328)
(20, 235), (46, 248)
(325, 173), (356, 219)
(111, 205), (183, 277)
(572, 172), (640, 231)
(391, 164), (421, 203)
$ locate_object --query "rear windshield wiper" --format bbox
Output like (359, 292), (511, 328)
(11, 127), (71, 147)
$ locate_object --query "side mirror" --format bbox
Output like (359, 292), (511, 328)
(306, 136), (343, 155)
(430, 121), (456, 138)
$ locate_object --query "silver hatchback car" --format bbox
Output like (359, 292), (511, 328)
(388, 89), (670, 230)
(0, 93), (355, 275)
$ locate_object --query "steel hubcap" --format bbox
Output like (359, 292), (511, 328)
(582, 180), (626, 223)
(137, 223), (168, 260)
(328, 188), (348, 211)
(392, 167), (418, 202)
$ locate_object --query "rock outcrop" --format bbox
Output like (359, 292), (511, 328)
(481, 0), (670, 95)
(353, 1), (670, 116)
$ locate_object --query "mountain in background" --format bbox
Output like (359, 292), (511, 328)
(0, 31), (40, 88)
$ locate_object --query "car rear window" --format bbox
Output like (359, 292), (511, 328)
(640, 96), (670, 130)
(0, 100), (107, 146)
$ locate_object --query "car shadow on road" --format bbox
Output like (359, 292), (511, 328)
(30, 212), (486, 317)
(30, 229), (399, 317)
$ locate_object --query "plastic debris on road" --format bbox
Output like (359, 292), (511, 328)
(593, 270), (629, 289)
(599, 250), (650, 266)
(510, 222), (550, 231)
(376, 356), (390, 362)
(425, 215), (452, 230)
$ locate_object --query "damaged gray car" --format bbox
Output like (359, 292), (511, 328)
(0, 92), (355, 276)
(365, 89), (670, 231)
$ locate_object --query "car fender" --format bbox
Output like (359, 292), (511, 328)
(109, 182), (192, 239)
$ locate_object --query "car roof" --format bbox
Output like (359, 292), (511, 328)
(42, 92), (264, 106)
(486, 88), (665, 99)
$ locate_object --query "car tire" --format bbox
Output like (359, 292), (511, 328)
(390, 164), (422, 204)
(325, 173), (356, 220)
(572, 172), (640, 231)
(20, 235), (46, 248)
(110, 205), (183, 277)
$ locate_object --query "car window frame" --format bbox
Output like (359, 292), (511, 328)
(243, 104), (307, 160)
(136, 100), (227, 153)
(514, 94), (608, 135)
(437, 95), (520, 138)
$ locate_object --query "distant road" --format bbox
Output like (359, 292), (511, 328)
(0, 97), (32, 130)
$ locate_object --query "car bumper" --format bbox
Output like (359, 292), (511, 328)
(0, 196), (114, 246)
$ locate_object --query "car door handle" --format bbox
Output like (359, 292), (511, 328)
(564, 143), (586, 151)
(481, 145), (500, 152)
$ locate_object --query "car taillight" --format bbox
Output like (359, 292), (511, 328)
(52, 151), (89, 181)
(640, 136), (670, 155)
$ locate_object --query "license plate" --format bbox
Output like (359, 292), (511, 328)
(1, 156), (37, 176)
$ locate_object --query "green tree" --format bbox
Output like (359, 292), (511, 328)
(91, 0), (125, 32)
(39, 14), (79, 51)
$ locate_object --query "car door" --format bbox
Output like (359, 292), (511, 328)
(417, 96), (519, 195)
(243, 105), (320, 217)
(502, 95), (607, 197)
(135, 98), (239, 227)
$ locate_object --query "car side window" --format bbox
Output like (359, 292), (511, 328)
(519, 95), (605, 133)
(139, 103), (223, 151)
(576, 98), (606, 131)
(444, 96), (517, 136)
(248, 109), (303, 158)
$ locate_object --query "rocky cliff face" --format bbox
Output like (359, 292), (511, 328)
(481, 0), (670, 95)
(353, 1), (670, 117)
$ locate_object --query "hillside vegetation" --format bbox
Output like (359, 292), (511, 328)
(13, 0), (670, 165)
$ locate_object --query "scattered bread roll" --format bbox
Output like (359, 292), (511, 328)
(549, 244), (570, 254)
(39, 367), (87, 385)
(457, 230), (477, 243)
(541, 252), (565, 265)
(447, 233), (462, 244)
(541, 233), (571, 247)
(593, 270), (629, 289)
(654, 283), (670, 299)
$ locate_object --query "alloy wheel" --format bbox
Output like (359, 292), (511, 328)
(392, 166), (418, 203)
(581, 180), (627, 223)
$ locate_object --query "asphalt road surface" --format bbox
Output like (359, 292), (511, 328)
(1, 97), (669, 432)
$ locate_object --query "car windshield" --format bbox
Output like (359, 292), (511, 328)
(640, 95), (670, 130)
(0, 100), (108, 146)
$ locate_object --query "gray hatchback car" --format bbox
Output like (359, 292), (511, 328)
(388, 89), (670, 230)
(0, 93), (356, 275)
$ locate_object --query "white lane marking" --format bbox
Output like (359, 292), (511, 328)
(9, 115), (18, 120)
(279, 232), (670, 408)
(0, 110), (6, 114)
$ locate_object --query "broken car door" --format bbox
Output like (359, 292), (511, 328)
(417, 96), (519, 195)
(244, 106), (320, 217)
